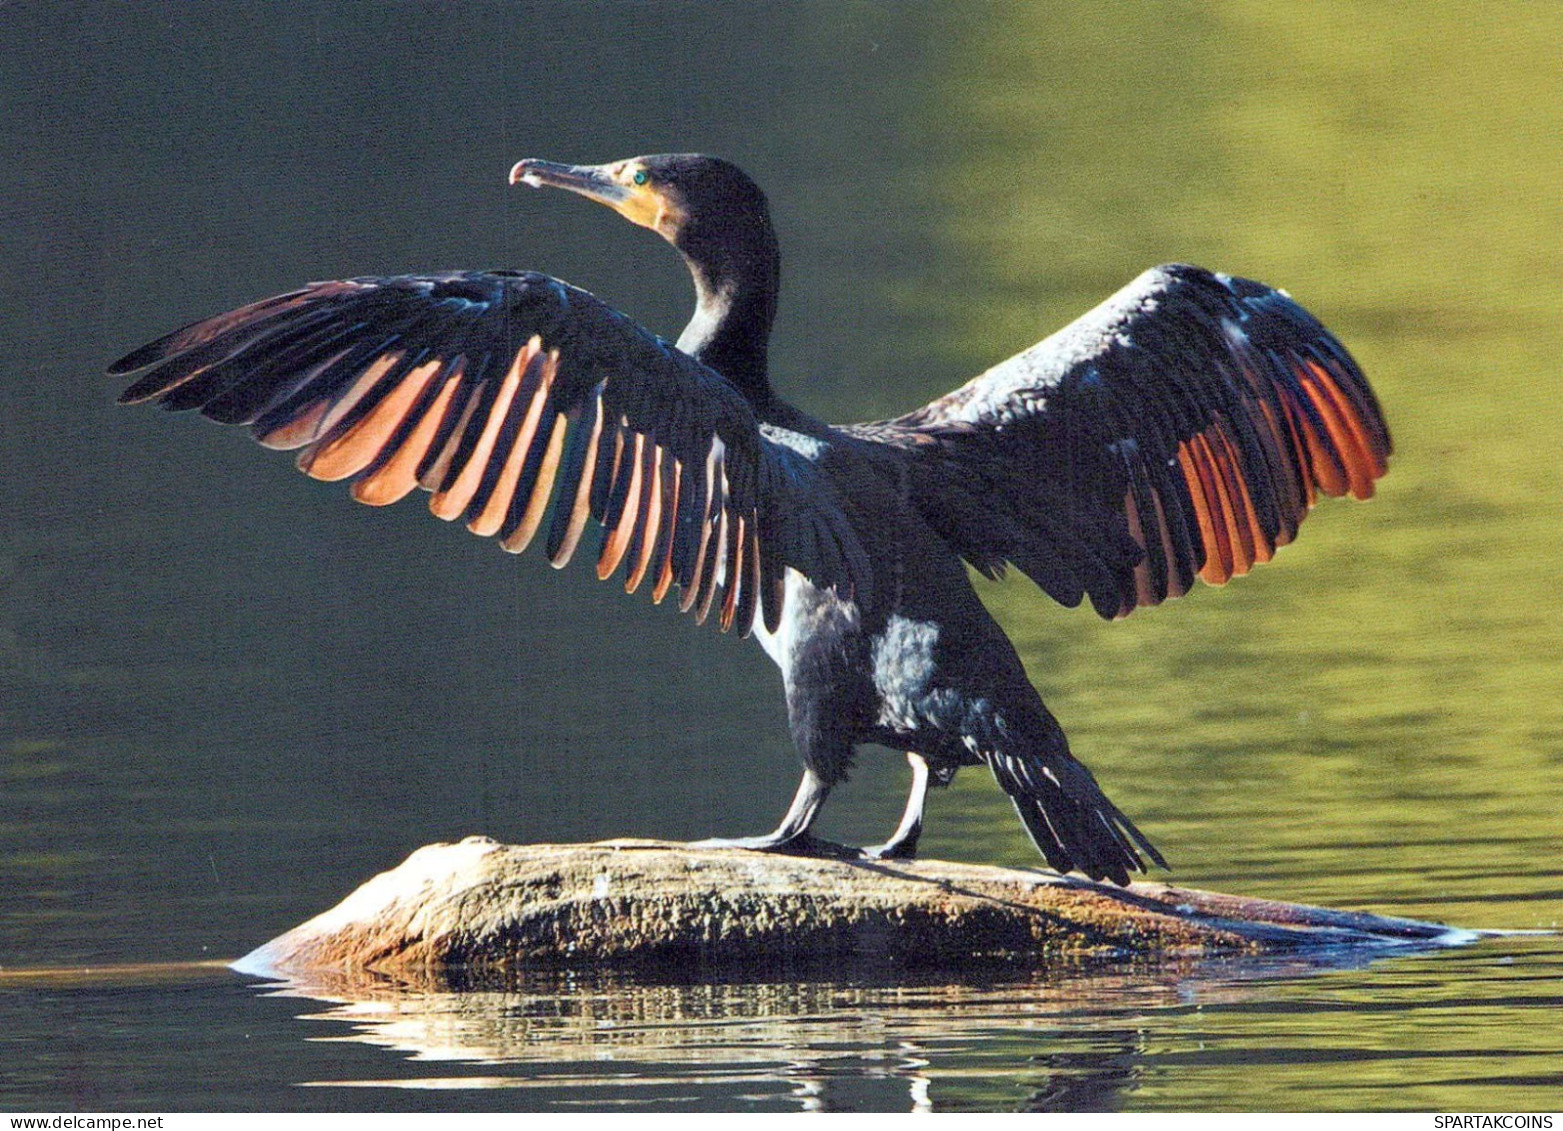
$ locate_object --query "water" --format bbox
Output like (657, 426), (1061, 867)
(2, 0), (1560, 1113)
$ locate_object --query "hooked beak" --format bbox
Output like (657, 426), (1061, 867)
(509, 158), (678, 236)
(509, 159), (629, 203)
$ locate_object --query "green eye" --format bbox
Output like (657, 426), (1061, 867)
(632, 169), (649, 186)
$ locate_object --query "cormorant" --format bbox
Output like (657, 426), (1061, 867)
(110, 154), (1391, 885)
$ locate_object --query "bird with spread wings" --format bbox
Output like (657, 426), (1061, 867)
(112, 154), (1389, 884)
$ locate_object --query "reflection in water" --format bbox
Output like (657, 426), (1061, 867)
(3, 0), (1563, 1113)
(272, 966), (1220, 1108)
(249, 941), (1501, 1111)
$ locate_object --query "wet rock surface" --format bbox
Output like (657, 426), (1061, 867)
(233, 836), (1467, 978)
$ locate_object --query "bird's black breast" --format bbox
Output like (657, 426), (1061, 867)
(751, 428), (1024, 774)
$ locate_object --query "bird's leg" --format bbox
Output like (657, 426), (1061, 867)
(862, 752), (934, 860)
(690, 768), (861, 859)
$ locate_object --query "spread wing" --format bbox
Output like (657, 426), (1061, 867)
(866, 263), (1391, 618)
(111, 271), (870, 635)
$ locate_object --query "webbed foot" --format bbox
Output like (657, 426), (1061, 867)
(860, 829), (920, 861)
(689, 832), (864, 860)
(858, 752), (935, 861)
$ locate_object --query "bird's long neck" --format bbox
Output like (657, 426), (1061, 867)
(674, 223), (779, 406)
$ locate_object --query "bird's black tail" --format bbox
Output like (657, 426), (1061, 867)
(987, 734), (1167, 887)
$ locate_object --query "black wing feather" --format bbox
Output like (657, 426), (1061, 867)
(112, 271), (871, 635)
(862, 264), (1390, 619)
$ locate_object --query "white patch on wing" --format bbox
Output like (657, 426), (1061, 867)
(938, 265), (1175, 424)
(759, 423), (830, 461)
(871, 615), (940, 730)
(706, 434), (730, 586)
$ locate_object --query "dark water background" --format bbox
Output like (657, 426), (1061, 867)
(2, 0), (1559, 1112)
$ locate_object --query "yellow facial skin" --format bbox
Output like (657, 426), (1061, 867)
(510, 158), (685, 241)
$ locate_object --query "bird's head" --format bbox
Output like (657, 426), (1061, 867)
(509, 153), (773, 263)
(511, 153), (780, 391)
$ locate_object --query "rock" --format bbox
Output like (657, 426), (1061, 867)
(232, 836), (1473, 980)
